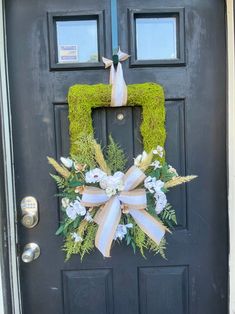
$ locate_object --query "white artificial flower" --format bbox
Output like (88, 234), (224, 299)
(71, 232), (83, 242)
(60, 157), (73, 168)
(153, 145), (164, 158)
(150, 160), (162, 170)
(72, 199), (86, 216)
(61, 197), (70, 208)
(85, 168), (107, 183)
(144, 176), (157, 193)
(116, 182), (124, 191)
(154, 191), (167, 214)
(144, 177), (165, 194)
(99, 178), (108, 190)
(134, 151), (148, 167)
(101, 172), (124, 189)
(66, 206), (77, 220)
(168, 165), (178, 176)
(84, 212), (93, 222)
(99, 176), (108, 190)
(144, 176), (166, 213)
(114, 223), (133, 240)
(100, 171), (124, 196)
(105, 187), (116, 197)
(154, 179), (165, 191)
(66, 199), (86, 220)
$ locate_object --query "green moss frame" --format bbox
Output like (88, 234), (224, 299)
(68, 83), (165, 158)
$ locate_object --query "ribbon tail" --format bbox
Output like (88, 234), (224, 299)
(102, 57), (113, 68)
(129, 208), (166, 245)
(95, 197), (121, 257)
(102, 57), (114, 84)
(117, 47), (130, 61)
(109, 64), (115, 85)
(111, 62), (127, 107)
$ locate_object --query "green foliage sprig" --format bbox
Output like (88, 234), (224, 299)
(106, 135), (127, 172)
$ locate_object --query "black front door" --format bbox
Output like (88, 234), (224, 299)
(6, 0), (228, 313)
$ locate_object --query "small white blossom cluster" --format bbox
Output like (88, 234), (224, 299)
(62, 197), (89, 221)
(100, 172), (124, 197)
(134, 146), (164, 168)
(114, 223), (133, 240)
(85, 168), (124, 197)
(63, 197), (86, 220)
(62, 197), (93, 243)
(144, 177), (167, 214)
(150, 160), (161, 170)
(84, 212), (93, 222)
(153, 145), (164, 158)
(71, 232), (83, 243)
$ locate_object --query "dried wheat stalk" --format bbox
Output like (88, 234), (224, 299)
(93, 141), (111, 175)
(164, 175), (197, 188)
(47, 157), (70, 179)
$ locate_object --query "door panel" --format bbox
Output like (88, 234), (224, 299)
(63, 269), (114, 314)
(6, 0), (228, 313)
(138, 266), (188, 314)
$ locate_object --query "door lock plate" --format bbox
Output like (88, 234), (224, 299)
(21, 196), (39, 228)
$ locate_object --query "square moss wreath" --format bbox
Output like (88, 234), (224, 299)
(68, 83), (166, 159)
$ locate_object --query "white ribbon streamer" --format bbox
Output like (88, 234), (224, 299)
(102, 48), (130, 107)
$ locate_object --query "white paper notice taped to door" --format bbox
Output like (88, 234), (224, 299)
(58, 45), (78, 63)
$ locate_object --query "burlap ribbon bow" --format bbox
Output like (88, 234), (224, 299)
(81, 166), (167, 257)
(102, 48), (129, 107)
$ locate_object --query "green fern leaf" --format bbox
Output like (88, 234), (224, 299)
(50, 173), (66, 189)
(106, 135), (127, 173)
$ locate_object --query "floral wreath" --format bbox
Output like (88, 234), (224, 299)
(48, 49), (196, 260)
(48, 136), (196, 260)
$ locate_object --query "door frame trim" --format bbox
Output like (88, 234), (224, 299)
(0, 1), (234, 313)
(0, 1), (22, 313)
(227, 0), (235, 313)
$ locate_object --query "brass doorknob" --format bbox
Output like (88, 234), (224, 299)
(21, 243), (40, 263)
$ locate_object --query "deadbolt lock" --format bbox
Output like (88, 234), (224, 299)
(21, 196), (39, 228)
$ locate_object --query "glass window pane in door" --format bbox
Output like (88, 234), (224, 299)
(136, 17), (177, 60)
(56, 20), (98, 63)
